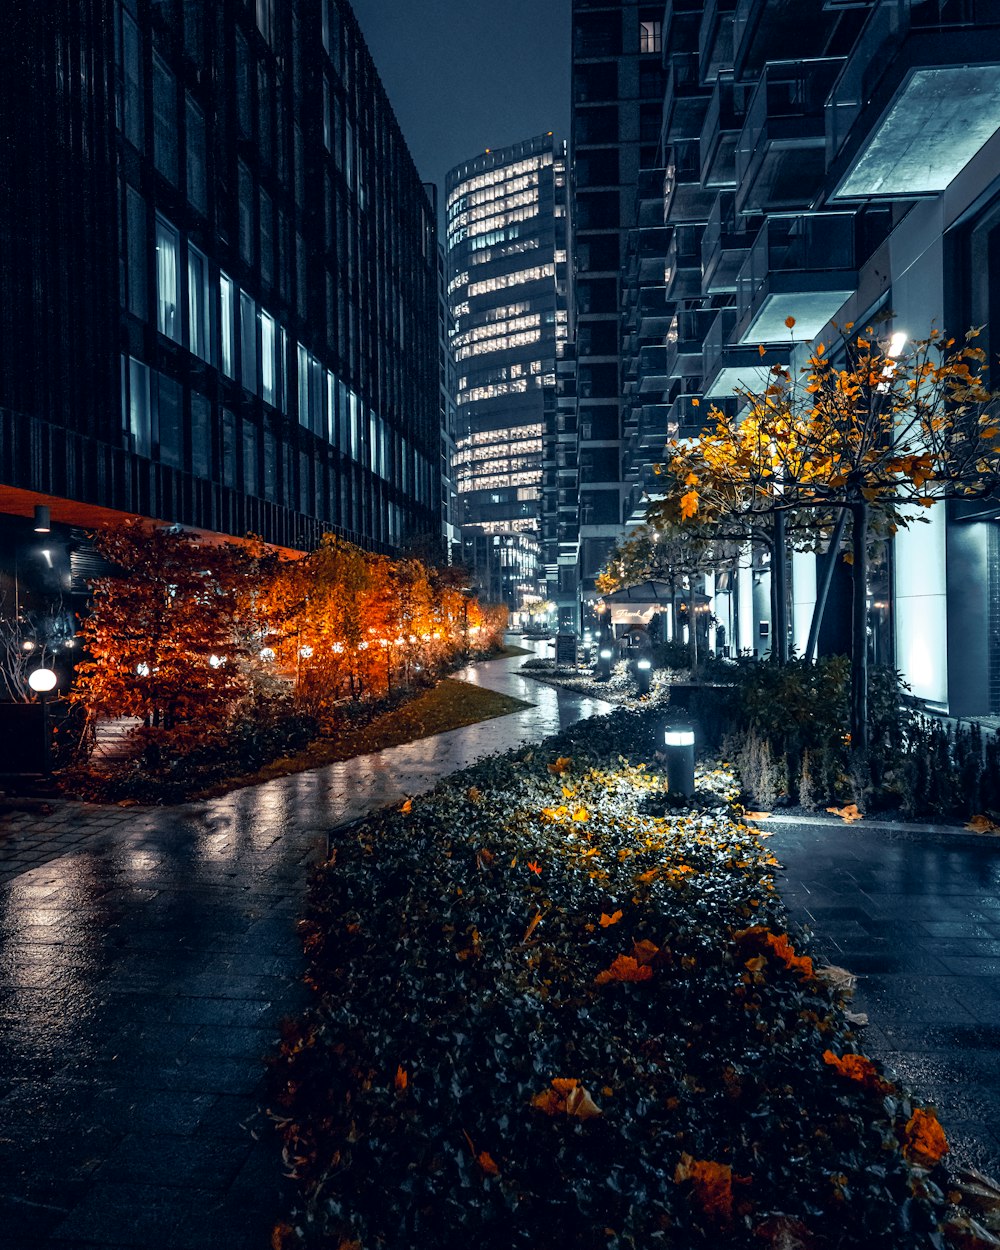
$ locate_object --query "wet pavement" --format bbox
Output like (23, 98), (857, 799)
(0, 646), (611, 1249)
(769, 817), (1000, 1178)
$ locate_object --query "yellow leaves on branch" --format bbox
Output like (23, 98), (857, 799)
(679, 490), (700, 520)
(531, 1078), (603, 1120)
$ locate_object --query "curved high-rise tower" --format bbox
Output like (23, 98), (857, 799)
(445, 134), (570, 611)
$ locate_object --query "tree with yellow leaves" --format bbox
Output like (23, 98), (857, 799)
(662, 322), (1000, 752)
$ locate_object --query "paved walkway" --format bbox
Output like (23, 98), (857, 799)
(0, 646), (611, 1249)
(768, 816), (1000, 1178)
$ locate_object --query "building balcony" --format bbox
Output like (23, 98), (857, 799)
(667, 391), (711, 441)
(827, 0), (1000, 200)
(664, 0), (711, 56)
(664, 305), (717, 381)
(701, 192), (756, 294)
(664, 224), (705, 302)
(700, 74), (748, 189)
(733, 0), (851, 80)
(662, 52), (712, 143)
(636, 167), (668, 227)
(636, 403), (675, 449)
(733, 213), (857, 343)
(638, 345), (671, 394)
(699, 0), (739, 82)
(734, 58), (846, 215)
(636, 285), (672, 337)
(664, 141), (720, 225)
(702, 306), (792, 399)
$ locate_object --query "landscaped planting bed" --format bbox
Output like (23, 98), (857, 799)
(270, 707), (965, 1249)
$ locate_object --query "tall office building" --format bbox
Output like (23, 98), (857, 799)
(598, 0), (1000, 714)
(0, 0), (441, 605)
(570, 1), (665, 626)
(445, 134), (570, 611)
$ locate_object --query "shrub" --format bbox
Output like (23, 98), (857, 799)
(270, 705), (956, 1250)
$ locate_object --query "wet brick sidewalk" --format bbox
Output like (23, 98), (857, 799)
(768, 816), (1000, 1178)
(0, 650), (610, 1249)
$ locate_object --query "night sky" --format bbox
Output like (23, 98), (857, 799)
(349, 0), (571, 211)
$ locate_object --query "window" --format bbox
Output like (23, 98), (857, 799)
(222, 408), (237, 487)
(152, 54), (178, 184)
(243, 420), (258, 494)
(127, 358), (152, 457)
(260, 187), (274, 286)
(155, 217), (181, 342)
(121, 13), (144, 151)
(261, 311), (277, 406)
(187, 244), (210, 361)
(191, 392), (211, 479)
(126, 187), (147, 319)
(238, 161), (254, 264)
(186, 96), (207, 214)
(639, 20), (661, 53)
(157, 372), (183, 468)
(240, 290), (257, 392)
(297, 342), (310, 427)
(235, 31), (252, 138)
(256, 0), (275, 44)
(220, 272), (236, 378)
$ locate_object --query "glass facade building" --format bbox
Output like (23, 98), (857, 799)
(0, 0), (440, 557)
(445, 135), (570, 610)
(579, 0), (1000, 714)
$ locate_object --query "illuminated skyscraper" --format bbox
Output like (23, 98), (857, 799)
(445, 135), (570, 610)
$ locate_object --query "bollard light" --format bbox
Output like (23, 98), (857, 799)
(636, 656), (652, 695)
(28, 667), (57, 693)
(662, 719), (696, 796)
(596, 645), (613, 681)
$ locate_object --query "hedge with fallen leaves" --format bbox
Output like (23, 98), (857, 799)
(270, 706), (961, 1249)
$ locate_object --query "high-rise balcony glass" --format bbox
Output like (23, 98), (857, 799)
(701, 192), (756, 294)
(663, 141), (719, 225)
(734, 58), (845, 215)
(702, 306), (791, 399)
(733, 0), (844, 80)
(662, 52), (712, 143)
(828, 0), (1000, 199)
(734, 213), (857, 342)
(699, 0), (739, 82)
(700, 74), (748, 189)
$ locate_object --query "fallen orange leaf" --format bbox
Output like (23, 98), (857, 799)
(477, 1150), (500, 1176)
(826, 803), (862, 822)
(400, 798), (413, 814)
(527, 860), (542, 875)
(547, 756), (572, 775)
(599, 909), (623, 927)
(394, 1065), (408, 1091)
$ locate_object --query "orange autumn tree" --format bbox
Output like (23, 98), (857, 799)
(661, 323), (1000, 752)
(73, 520), (256, 759)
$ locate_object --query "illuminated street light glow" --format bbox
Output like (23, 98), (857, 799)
(27, 668), (57, 693)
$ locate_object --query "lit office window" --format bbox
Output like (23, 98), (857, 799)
(127, 358), (152, 457)
(187, 243), (210, 361)
(240, 290), (257, 393)
(154, 216), (180, 342)
(261, 311), (277, 406)
(152, 54), (178, 184)
(640, 20), (662, 53)
(220, 273), (236, 378)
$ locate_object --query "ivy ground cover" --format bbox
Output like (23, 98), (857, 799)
(271, 707), (958, 1250)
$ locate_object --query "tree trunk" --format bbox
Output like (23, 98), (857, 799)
(688, 577), (698, 672)
(849, 501), (869, 755)
(805, 509), (848, 663)
(772, 510), (789, 664)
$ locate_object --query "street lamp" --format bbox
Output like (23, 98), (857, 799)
(28, 667), (58, 775)
(661, 719), (695, 796)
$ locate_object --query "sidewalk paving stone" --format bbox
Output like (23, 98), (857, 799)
(0, 648), (611, 1249)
